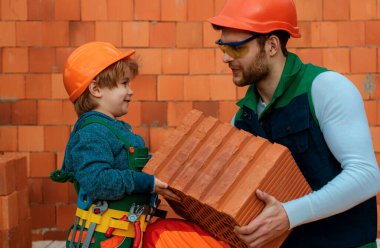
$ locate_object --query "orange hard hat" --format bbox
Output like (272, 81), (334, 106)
(208, 0), (301, 38)
(63, 42), (135, 102)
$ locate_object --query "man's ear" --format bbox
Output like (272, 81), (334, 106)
(88, 81), (102, 98)
(266, 35), (280, 57)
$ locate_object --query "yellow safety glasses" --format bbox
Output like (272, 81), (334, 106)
(215, 34), (259, 59)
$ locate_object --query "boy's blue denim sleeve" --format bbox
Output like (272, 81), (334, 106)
(132, 172), (154, 194)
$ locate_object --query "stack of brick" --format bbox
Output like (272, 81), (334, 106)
(144, 110), (312, 248)
(0, 154), (31, 248)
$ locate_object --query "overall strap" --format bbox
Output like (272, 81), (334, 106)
(79, 118), (132, 150)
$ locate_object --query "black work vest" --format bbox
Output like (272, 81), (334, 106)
(234, 53), (377, 248)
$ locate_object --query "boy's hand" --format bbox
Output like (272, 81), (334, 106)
(154, 178), (181, 202)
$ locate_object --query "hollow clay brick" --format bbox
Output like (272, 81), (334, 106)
(106, 0), (133, 20)
(29, 152), (56, 178)
(144, 109), (312, 248)
(19, 218), (32, 248)
(323, 0), (349, 20)
(27, 0), (55, 21)
(193, 101), (219, 118)
(1, 0), (27, 20)
(158, 76), (184, 101)
(0, 126), (18, 151)
(95, 22), (122, 47)
(54, 0), (81, 20)
(17, 188), (31, 221)
(56, 204), (76, 229)
(0, 157), (16, 196)
(161, 0), (187, 21)
(162, 49), (189, 74)
(28, 178), (43, 203)
(0, 226), (19, 248)
(11, 100), (37, 125)
(0, 191), (19, 231)
(31, 204), (56, 228)
(0, 102), (11, 125)
(167, 102), (193, 127)
(13, 155), (27, 190)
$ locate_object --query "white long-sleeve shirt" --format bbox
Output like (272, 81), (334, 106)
(245, 71), (380, 228)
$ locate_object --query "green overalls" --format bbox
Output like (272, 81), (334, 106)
(51, 118), (153, 248)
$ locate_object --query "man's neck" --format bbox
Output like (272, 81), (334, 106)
(256, 55), (286, 104)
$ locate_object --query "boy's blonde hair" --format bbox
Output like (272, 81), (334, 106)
(74, 59), (139, 116)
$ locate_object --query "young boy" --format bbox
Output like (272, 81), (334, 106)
(51, 42), (177, 248)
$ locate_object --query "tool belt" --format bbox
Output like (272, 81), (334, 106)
(76, 204), (148, 238)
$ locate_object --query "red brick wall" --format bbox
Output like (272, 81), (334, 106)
(0, 0), (379, 240)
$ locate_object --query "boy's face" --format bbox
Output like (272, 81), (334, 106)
(95, 68), (134, 118)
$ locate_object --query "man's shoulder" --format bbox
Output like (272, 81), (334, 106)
(312, 71), (356, 92)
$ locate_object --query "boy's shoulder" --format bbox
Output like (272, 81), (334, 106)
(72, 112), (121, 140)
(72, 121), (118, 145)
(70, 111), (145, 147)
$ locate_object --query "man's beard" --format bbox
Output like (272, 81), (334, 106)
(233, 48), (270, 87)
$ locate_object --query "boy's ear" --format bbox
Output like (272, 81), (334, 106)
(88, 81), (102, 98)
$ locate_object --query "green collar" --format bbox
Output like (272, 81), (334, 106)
(236, 52), (303, 117)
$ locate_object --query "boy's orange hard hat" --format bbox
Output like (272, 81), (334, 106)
(208, 0), (301, 38)
(63, 42), (135, 102)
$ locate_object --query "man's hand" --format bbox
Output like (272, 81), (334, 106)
(234, 189), (290, 247)
(154, 177), (181, 202)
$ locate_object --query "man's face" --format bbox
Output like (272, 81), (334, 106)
(218, 28), (270, 87)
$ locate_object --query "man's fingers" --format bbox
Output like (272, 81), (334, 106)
(154, 178), (181, 201)
(154, 178), (168, 189)
(235, 225), (265, 246)
(249, 234), (271, 248)
(234, 191), (289, 248)
(234, 225), (248, 235)
(164, 189), (181, 202)
(234, 228), (255, 244)
(156, 188), (181, 202)
(236, 225), (276, 248)
(256, 189), (276, 205)
(234, 223), (259, 235)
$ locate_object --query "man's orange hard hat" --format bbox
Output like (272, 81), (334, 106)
(63, 42), (135, 102)
(208, 0), (301, 38)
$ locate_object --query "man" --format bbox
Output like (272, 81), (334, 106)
(207, 0), (380, 247)
(144, 0), (380, 247)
